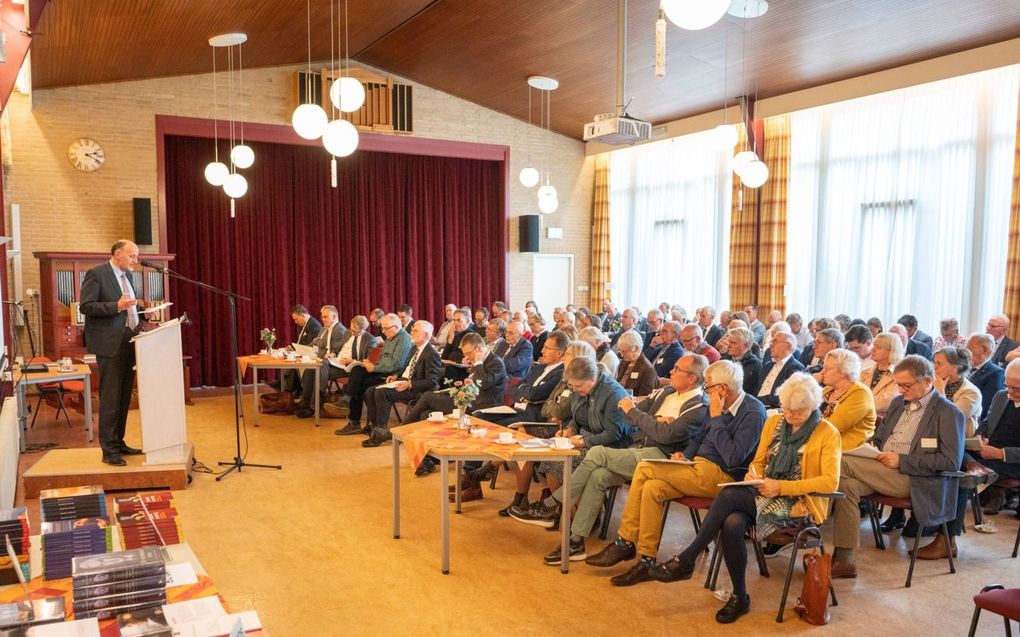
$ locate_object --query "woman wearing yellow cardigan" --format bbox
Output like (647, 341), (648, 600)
(819, 348), (877, 449)
(645, 372), (841, 624)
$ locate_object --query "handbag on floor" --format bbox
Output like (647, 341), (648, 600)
(259, 391), (296, 414)
(794, 552), (832, 625)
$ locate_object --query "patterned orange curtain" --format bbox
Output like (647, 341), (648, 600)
(728, 124), (757, 309)
(757, 114), (791, 316)
(591, 153), (612, 308)
(1004, 89), (1020, 340)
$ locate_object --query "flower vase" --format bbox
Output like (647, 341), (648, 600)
(266, 345), (274, 357)
(457, 409), (470, 431)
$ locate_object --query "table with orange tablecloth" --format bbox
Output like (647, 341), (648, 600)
(391, 416), (579, 574)
(238, 354), (321, 427)
(13, 364), (93, 452)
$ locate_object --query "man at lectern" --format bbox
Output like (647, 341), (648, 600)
(79, 239), (158, 466)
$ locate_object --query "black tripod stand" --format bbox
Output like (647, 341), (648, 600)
(142, 262), (281, 480)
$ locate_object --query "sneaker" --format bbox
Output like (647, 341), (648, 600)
(762, 542), (794, 559)
(334, 421), (362, 436)
(508, 501), (558, 528)
(544, 539), (587, 565)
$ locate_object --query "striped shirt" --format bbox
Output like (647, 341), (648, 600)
(882, 388), (936, 455)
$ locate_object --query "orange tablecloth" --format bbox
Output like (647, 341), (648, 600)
(237, 354), (318, 376)
(401, 419), (538, 468)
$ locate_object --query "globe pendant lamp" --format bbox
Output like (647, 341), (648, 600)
(330, 76), (366, 113)
(292, 0), (328, 140)
(223, 172), (248, 199)
(732, 150), (756, 176)
(661, 0), (729, 30)
(322, 119), (359, 157)
(740, 159), (768, 188)
(230, 143), (254, 169)
(519, 166), (540, 188)
(204, 38), (229, 186)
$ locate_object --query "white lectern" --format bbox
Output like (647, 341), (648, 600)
(132, 318), (189, 464)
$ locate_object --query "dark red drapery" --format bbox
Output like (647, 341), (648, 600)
(164, 135), (506, 387)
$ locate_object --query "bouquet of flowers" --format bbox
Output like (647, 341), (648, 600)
(259, 327), (277, 349)
(440, 377), (480, 412)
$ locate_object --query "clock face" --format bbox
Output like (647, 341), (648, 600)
(67, 137), (106, 172)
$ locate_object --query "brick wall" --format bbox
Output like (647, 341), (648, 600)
(2, 62), (593, 354)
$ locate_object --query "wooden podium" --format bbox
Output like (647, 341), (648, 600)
(133, 318), (189, 464)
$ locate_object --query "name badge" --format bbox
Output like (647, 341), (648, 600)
(560, 389), (571, 398)
(920, 437), (938, 449)
(630, 372), (639, 379)
(656, 356), (664, 365)
(513, 401), (527, 411)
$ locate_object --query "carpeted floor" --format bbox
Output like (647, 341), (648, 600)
(15, 390), (1020, 636)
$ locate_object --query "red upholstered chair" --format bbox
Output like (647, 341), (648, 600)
(865, 491), (957, 587)
(329, 344), (385, 394)
(968, 584), (1020, 637)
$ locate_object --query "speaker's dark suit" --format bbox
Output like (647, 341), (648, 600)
(365, 343), (443, 430)
(79, 261), (144, 456)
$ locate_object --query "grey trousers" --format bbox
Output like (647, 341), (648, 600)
(833, 455), (911, 550)
(552, 445), (665, 539)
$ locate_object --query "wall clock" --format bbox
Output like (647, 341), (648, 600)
(67, 137), (106, 172)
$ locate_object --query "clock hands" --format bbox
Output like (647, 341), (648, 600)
(84, 151), (104, 160)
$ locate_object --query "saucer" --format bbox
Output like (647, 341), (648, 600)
(427, 417), (445, 424)
(493, 439), (518, 445)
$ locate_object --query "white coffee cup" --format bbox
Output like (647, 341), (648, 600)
(498, 431), (514, 443)
(429, 411), (444, 422)
(552, 436), (573, 450)
(259, 349), (268, 356)
(451, 408), (461, 419)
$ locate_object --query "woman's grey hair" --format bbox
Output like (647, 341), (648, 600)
(726, 327), (752, 346)
(618, 330), (644, 352)
(566, 340), (596, 360)
(825, 348), (862, 382)
(874, 332), (904, 365)
(579, 326), (608, 347)
(777, 372), (823, 413)
(935, 346), (972, 379)
(564, 355), (599, 383)
(704, 359), (744, 394)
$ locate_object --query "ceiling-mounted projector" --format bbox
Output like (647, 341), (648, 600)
(583, 112), (651, 145)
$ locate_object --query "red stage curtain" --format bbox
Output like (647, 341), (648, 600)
(164, 135), (506, 387)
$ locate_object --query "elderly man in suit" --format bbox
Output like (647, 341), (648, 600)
(79, 239), (160, 466)
(277, 304), (322, 395)
(642, 309), (665, 358)
(898, 314), (934, 351)
(679, 324), (720, 364)
(295, 306), (350, 418)
(756, 331), (804, 409)
(744, 304), (766, 347)
(967, 333), (1005, 419)
(493, 319), (534, 379)
(972, 359), (1020, 513)
(697, 306), (725, 348)
(441, 308), (474, 383)
(721, 327), (762, 395)
(361, 320), (443, 447)
(890, 324), (933, 361)
(647, 321), (684, 380)
(609, 308), (641, 351)
(830, 355), (964, 577)
(987, 313), (1020, 367)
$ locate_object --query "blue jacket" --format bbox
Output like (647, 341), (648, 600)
(971, 360), (1005, 420)
(570, 372), (634, 449)
(976, 390), (1020, 464)
(876, 393), (964, 526)
(906, 338), (933, 361)
(683, 393), (767, 480)
(650, 341), (684, 378)
(495, 338), (534, 378)
(510, 362), (564, 421)
(757, 357), (806, 408)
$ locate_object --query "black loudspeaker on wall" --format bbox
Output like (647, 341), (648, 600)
(133, 197), (153, 245)
(519, 214), (540, 253)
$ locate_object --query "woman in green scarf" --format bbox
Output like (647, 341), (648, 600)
(646, 372), (842, 624)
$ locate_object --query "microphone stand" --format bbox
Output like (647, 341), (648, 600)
(145, 263), (281, 481)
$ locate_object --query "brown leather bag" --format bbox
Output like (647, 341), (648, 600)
(794, 552), (832, 625)
(259, 391), (296, 414)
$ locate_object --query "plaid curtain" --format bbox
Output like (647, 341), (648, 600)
(1004, 89), (1020, 340)
(757, 115), (791, 316)
(729, 124), (758, 309)
(591, 153), (612, 308)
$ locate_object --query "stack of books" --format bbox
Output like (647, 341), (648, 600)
(0, 597), (66, 632)
(0, 507), (30, 586)
(39, 485), (111, 580)
(71, 547), (168, 621)
(39, 485), (107, 522)
(114, 492), (183, 549)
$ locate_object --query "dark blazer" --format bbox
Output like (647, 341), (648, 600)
(615, 355), (658, 397)
(468, 351), (508, 409)
(294, 317), (323, 347)
(723, 353), (763, 396)
(876, 392), (965, 526)
(335, 329), (374, 361)
(650, 341), (684, 378)
(914, 330), (935, 351)
(993, 336), (1019, 367)
(570, 372), (633, 448)
(799, 342), (816, 366)
(442, 328), (472, 381)
(906, 338), (933, 360)
(312, 322), (349, 357)
(971, 360), (1006, 420)
(510, 362), (565, 421)
(977, 390), (1020, 464)
(757, 356), (806, 408)
(626, 388), (709, 456)
(402, 344), (443, 396)
(495, 338), (534, 378)
(704, 324), (725, 348)
(641, 330), (662, 359)
(683, 392), (767, 480)
(609, 327), (639, 351)
(530, 331), (548, 361)
(79, 262), (142, 358)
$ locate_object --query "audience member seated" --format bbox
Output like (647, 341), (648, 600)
(890, 323), (932, 360)
(368, 308), (385, 337)
(844, 324), (876, 372)
(528, 314), (549, 361)
(787, 312), (810, 350)
(721, 327), (762, 395)
(807, 327), (844, 376)
(744, 304), (766, 347)
(494, 320), (533, 378)
(432, 304), (459, 347)
(609, 307), (641, 351)
(585, 360), (766, 585)
(516, 354), (710, 564)
(302, 314), (373, 419)
(406, 330), (508, 423)
(648, 320), (684, 380)
(756, 331), (804, 409)
(818, 348), (877, 449)
(719, 310), (732, 331)
(933, 346), (981, 438)
(484, 317), (506, 348)
(473, 307), (490, 335)
(361, 320), (443, 447)
(441, 308), (474, 383)
(934, 318), (968, 352)
(867, 316), (884, 339)
(600, 299), (622, 333)
(697, 306), (726, 348)
(642, 309), (665, 357)
(967, 332), (1005, 419)
(294, 306), (348, 417)
(645, 372), (840, 624)
(862, 332), (904, 416)
(476, 331), (568, 427)
(986, 314), (1017, 367)
(679, 323), (720, 364)
(335, 313), (413, 436)
(898, 314), (934, 351)
(278, 304), (322, 396)
(580, 326), (619, 378)
(396, 304), (414, 332)
(830, 355), (964, 578)
(615, 331), (658, 397)
(972, 359), (1020, 515)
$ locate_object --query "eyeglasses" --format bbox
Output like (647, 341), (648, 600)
(896, 381), (917, 391)
(681, 336), (699, 345)
(566, 381), (587, 391)
(383, 324), (400, 332)
(670, 366), (693, 376)
(704, 383), (726, 393)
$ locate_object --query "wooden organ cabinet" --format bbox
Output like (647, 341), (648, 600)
(34, 252), (175, 361)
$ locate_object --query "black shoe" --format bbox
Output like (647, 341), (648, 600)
(880, 509), (907, 532)
(508, 501), (558, 528)
(296, 408), (314, 419)
(102, 454), (126, 467)
(467, 464), (497, 482)
(544, 538), (587, 565)
(650, 556), (695, 582)
(586, 541), (637, 567)
(610, 560), (655, 586)
(362, 429), (392, 447)
(500, 495), (527, 517)
(716, 594), (751, 624)
(118, 444), (143, 455)
(900, 516), (935, 538)
(762, 542), (794, 559)
(983, 487), (1006, 516)
(414, 458), (437, 477)
(334, 421), (362, 435)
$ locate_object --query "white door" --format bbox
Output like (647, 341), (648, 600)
(533, 254), (573, 315)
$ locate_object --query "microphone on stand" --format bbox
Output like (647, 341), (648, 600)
(0, 300), (23, 306)
(140, 260), (166, 271)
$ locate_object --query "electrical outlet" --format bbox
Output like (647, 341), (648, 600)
(25, 288), (35, 297)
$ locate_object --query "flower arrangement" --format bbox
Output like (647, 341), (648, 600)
(259, 327), (277, 349)
(440, 377), (480, 412)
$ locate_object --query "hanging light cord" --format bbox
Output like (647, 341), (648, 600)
(211, 47), (219, 162)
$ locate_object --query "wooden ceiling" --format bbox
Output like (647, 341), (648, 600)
(30, 0), (1020, 139)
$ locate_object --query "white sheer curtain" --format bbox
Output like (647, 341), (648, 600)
(609, 130), (731, 312)
(786, 65), (1019, 335)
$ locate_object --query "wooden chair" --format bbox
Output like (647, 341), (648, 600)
(28, 357), (80, 429)
(969, 584), (1020, 637)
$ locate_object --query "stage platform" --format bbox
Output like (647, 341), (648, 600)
(22, 443), (194, 497)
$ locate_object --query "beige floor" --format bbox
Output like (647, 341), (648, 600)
(15, 391), (1020, 636)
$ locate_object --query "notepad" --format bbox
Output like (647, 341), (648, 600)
(718, 479), (765, 487)
(845, 444), (882, 459)
(644, 458), (696, 465)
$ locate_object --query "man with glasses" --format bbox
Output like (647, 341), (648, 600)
(697, 306), (725, 348)
(648, 321), (684, 380)
(987, 313), (1019, 367)
(807, 328), (844, 377)
(720, 327), (762, 395)
(520, 354), (710, 565)
(642, 309), (665, 358)
(830, 355), (964, 577)
(756, 331), (804, 409)
(441, 308), (473, 383)
(679, 323), (720, 364)
(968, 333), (1005, 419)
(971, 359), (1020, 514)
(844, 324), (876, 373)
(585, 360), (766, 585)
(334, 314), (413, 436)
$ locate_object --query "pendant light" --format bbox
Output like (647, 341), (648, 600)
(322, 0), (359, 157)
(519, 84), (540, 188)
(529, 75), (559, 214)
(229, 41), (254, 169)
(713, 23), (738, 149)
(661, 0), (729, 31)
(292, 0), (328, 140)
(203, 45), (228, 186)
(207, 33), (251, 215)
(328, 0), (366, 113)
